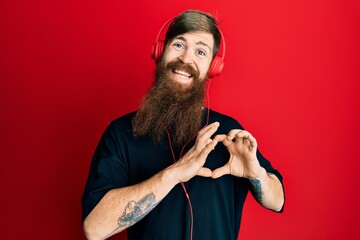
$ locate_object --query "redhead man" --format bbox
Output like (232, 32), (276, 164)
(82, 9), (284, 240)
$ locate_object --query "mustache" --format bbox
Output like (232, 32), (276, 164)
(165, 59), (200, 80)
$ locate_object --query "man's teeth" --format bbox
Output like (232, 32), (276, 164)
(174, 69), (191, 78)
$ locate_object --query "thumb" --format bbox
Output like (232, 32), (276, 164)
(197, 167), (213, 178)
(212, 164), (230, 179)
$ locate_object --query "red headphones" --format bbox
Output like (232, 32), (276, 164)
(151, 18), (226, 79)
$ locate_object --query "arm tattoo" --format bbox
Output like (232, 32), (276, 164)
(106, 193), (158, 238)
(118, 193), (157, 228)
(249, 178), (263, 203)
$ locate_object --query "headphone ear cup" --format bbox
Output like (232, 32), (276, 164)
(151, 40), (165, 62)
(208, 55), (224, 78)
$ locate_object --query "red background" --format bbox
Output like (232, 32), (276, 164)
(1, 0), (359, 239)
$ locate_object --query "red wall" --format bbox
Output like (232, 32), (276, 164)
(1, 0), (359, 239)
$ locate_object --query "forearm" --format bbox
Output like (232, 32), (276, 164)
(249, 167), (284, 212)
(83, 167), (178, 240)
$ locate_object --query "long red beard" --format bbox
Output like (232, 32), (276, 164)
(132, 59), (207, 146)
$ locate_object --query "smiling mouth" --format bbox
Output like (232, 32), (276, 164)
(172, 69), (192, 79)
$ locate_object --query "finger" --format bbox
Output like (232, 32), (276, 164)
(197, 167), (213, 177)
(246, 134), (258, 152)
(226, 129), (244, 141)
(234, 130), (253, 140)
(234, 130), (251, 139)
(213, 134), (227, 142)
(212, 164), (230, 179)
(240, 133), (251, 145)
(221, 137), (234, 147)
(198, 122), (219, 137)
(197, 138), (219, 159)
(234, 130), (250, 143)
(213, 134), (234, 147)
(195, 122), (220, 150)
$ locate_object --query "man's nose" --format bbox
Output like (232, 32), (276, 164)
(179, 49), (194, 64)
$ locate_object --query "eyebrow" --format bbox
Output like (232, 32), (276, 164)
(174, 36), (212, 53)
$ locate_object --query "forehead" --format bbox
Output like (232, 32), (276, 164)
(171, 31), (214, 51)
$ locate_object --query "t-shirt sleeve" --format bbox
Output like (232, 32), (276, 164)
(256, 150), (283, 184)
(81, 122), (129, 221)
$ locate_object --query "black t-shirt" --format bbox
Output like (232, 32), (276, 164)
(82, 109), (283, 240)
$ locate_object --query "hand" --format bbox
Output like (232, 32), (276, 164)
(212, 129), (263, 179)
(170, 122), (222, 183)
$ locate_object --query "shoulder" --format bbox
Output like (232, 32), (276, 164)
(111, 111), (136, 128)
(102, 111), (136, 140)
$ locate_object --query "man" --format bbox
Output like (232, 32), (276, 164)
(82, 10), (285, 240)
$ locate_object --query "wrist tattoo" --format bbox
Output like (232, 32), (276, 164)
(249, 178), (263, 203)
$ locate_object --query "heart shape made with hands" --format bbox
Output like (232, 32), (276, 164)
(209, 129), (262, 179)
(176, 123), (262, 183)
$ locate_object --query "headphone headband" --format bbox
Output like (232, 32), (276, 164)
(151, 17), (226, 78)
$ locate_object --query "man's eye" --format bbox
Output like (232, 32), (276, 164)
(174, 43), (184, 49)
(197, 50), (206, 56)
